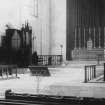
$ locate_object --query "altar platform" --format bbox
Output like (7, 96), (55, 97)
(72, 48), (104, 61)
(0, 63), (105, 99)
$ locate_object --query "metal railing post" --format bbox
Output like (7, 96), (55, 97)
(84, 66), (87, 83)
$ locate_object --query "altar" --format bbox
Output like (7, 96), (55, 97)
(72, 27), (105, 61)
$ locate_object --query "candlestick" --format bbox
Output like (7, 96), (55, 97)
(99, 27), (101, 48)
(84, 28), (85, 48)
(75, 28), (77, 49)
(94, 27), (96, 48)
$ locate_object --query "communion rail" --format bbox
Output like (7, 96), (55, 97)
(38, 55), (62, 66)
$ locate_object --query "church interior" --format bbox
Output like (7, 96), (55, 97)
(0, 0), (105, 104)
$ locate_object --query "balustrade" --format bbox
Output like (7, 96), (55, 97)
(37, 55), (62, 66)
(84, 65), (96, 83)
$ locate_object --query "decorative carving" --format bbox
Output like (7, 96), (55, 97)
(87, 37), (93, 50)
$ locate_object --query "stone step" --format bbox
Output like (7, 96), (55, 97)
(89, 75), (104, 83)
(47, 83), (105, 98)
(48, 68), (84, 82)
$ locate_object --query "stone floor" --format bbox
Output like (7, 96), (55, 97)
(0, 62), (105, 99)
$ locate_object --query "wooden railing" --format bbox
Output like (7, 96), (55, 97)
(37, 55), (62, 66)
(84, 65), (96, 83)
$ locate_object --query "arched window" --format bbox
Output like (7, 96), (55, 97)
(12, 30), (21, 50)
